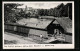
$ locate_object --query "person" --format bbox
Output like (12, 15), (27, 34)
(40, 34), (43, 42)
(54, 32), (57, 39)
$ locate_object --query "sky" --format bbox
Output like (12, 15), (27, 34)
(17, 2), (68, 9)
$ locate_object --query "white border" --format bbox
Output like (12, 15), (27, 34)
(2, 1), (74, 49)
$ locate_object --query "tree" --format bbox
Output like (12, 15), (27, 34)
(4, 3), (23, 23)
(56, 3), (64, 17)
(66, 3), (72, 20)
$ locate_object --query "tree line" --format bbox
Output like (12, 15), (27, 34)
(37, 3), (72, 19)
(4, 3), (72, 23)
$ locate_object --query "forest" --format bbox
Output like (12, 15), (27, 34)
(4, 3), (72, 23)
(38, 3), (72, 19)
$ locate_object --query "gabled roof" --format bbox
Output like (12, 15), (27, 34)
(17, 18), (53, 29)
(55, 17), (72, 33)
(53, 20), (59, 24)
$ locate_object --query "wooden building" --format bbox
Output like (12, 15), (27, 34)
(51, 17), (72, 43)
(16, 18), (53, 40)
(4, 17), (72, 43)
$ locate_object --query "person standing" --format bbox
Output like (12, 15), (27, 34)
(40, 34), (43, 42)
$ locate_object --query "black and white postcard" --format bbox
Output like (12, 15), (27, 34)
(2, 1), (74, 49)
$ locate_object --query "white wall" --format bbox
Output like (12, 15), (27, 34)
(29, 29), (48, 37)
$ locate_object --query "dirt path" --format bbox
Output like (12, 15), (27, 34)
(4, 32), (37, 44)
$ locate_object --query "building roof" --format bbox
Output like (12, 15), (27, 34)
(39, 16), (55, 19)
(55, 17), (72, 33)
(17, 18), (53, 29)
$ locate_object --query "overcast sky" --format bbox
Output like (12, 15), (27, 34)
(17, 2), (68, 9)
